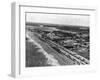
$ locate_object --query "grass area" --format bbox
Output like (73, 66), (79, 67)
(77, 51), (90, 60)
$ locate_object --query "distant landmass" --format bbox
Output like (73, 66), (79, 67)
(26, 22), (89, 33)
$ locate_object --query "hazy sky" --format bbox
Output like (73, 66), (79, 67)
(26, 13), (89, 26)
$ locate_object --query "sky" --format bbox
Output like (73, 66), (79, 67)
(26, 13), (89, 26)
